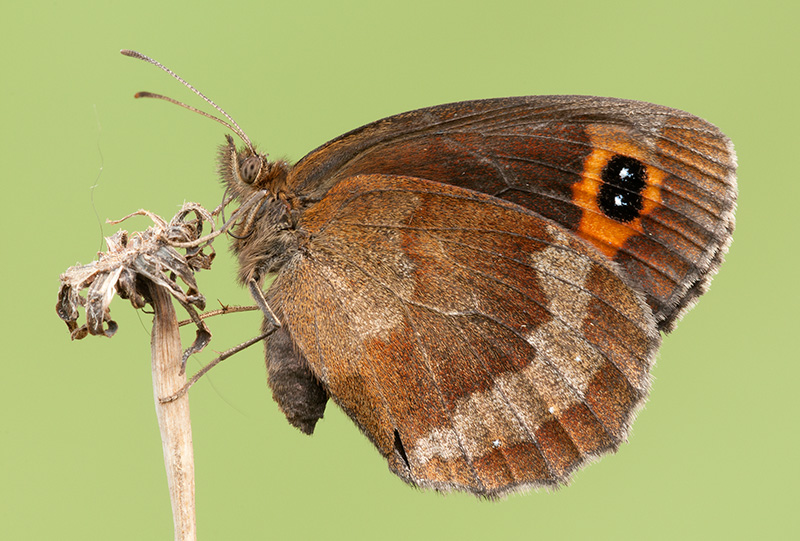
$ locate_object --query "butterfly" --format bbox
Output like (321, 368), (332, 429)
(124, 51), (737, 497)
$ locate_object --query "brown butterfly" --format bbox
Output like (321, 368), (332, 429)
(124, 51), (737, 497)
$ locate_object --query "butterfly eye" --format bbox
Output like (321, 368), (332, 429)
(239, 156), (262, 184)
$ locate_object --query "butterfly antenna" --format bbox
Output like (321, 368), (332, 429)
(120, 49), (256, 154)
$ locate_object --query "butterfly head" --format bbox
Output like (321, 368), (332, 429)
(218, 135), (291, 202)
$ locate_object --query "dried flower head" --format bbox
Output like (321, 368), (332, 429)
(56, 203), (220, 366)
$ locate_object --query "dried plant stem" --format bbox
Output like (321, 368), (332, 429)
(148, 281), (197, 541)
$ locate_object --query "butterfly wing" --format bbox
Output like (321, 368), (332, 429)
(267, 174), (660, 496)
(288, 96), (737, 331)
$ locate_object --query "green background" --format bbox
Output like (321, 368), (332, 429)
(2, 1), (796, 539)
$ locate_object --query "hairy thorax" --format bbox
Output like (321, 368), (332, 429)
(217, 135), (306, 285)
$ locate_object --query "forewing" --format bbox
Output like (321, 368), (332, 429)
(288, 96), (737, 330)
(268, 174), (660, 496)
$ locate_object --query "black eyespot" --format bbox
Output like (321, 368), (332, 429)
(240, 156), (261, 184)
(598, 155), (647, 222)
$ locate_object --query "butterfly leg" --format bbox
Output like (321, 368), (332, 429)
(159, 331), (273, 403)
(158, 278), (281, 404)
(248, 277), (281, 332)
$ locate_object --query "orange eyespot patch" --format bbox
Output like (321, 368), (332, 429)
(573, 124), (668, 259)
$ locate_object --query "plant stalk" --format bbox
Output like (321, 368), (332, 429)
(148, 281), (197, 541)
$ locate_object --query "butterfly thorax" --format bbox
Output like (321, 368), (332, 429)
(217, 135), (304, 285)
